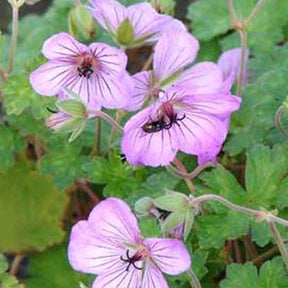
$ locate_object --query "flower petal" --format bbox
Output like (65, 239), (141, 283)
(92, 266), (142, 288)
(121, 106), (178, 167)
(182, 93), (241, 120)
(68, 221), (125, 275)
(87, 198), (142, 245)
(92, 72), (134, 109)
(89, 43), (128, 75)
(42, 32), (88, 60)
(29, 60), (75, 96)
(153, 30), (199, 83)
(123, 71), (152, 111)
(127, 3), (160, 39)
(87, 0), (126, 33)
(217, 48), (249, 89)
(144, 238), (191, 275)
(174, 62), (224, 94)
(142, 263), (169, 288)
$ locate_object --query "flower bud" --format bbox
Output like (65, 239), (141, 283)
(116, 18), (135, 46)
(56, 99), (87, 118)
(68, 4), (95, 40)
(135, 197), (155, 217)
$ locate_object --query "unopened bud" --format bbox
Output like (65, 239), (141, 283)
(116, 18), (135, 46)
(68, 4), (95, 40)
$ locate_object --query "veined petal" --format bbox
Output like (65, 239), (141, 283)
(217, 48), (249, 89)
(144, 238), (191, 275)
(182, 93), (241, 120)
(87, 198), (142, 245)
(174, 62), (224, 94)
(89, 43), (128, 75)
(127, 3), (160, 39)
(123, 71), (152, 111)
(153, 30), (199, 83)
(88, 0), (126, 33)
(29, 60), (75, 96)
(42, 32), (88, 60)
(93, 72), (134, 109)
(174, 108), (227, 155)
(141, 263), (169, 288)
(68, 221), (125, 275)
(92, 266), (142, 288)
(121, 106), (178, 167)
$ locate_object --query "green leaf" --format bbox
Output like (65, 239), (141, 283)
(196, 212), (251, 249)
(40, 137), (89, 189)
(117, 18), (135, 46)
(220, 257), (288, 288)
(84, 153), (141, 198)
(0, 255), (8, 274)
(188, 0), (288, 53)
(25, 244), (82, 288)
(0, 160), (68, 253)
(225, 68), (288, 155)
(2, 72), (55, 119)
(0, 126), (24, 173)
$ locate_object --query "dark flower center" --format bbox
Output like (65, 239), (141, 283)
(120, 249), (145, 272)
(77, 56), (94, 79)
(142, 102), (186, 133)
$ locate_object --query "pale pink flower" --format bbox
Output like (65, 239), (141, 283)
(68, 198), (191, 288)
(121, 87), (240, 166)
(87, 0), (186, 48)
(30, 32), (133, 110)
(125, 29), (225, 111)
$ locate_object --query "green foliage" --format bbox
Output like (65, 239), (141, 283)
(187, 0), (288, 53)
(40, 136), (89, 189)
(25, 244), (82, 288)
(0, 126), (24, 172)
(0, 160), (68, 252)
(220, 257), (288, 288)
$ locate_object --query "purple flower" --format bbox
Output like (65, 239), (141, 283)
(217, 48), (249, 89)
(30, 32), (133, 110)
(68, 198), (190, 288)
(87, 0), (185, 48)
(125, 29), (227, 111)
(121, 87), (240, 166)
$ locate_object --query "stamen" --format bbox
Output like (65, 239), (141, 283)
(120, 249), (144, 272)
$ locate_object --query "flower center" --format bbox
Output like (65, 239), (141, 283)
(77, 55), (95, 79)
(142, 102), (186, 133)
(120, 247), (148, 272)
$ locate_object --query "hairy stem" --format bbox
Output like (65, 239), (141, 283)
(141, 52), (153, 72)
(245, 0), (267, 25)
(172, 158), (196, 193)
(268, 221), (288, 272)
(88, 110), (123, 133)
(275, 106), (288, 138)
(187, 268), (202, 288)
(8, 1), (24, 74)
(192, 194), (288, 227)
(227, 0), (237, 23)
(9, 254), (24, 276)
(167, 162), (216, 180)
(236, 28), (248, 97)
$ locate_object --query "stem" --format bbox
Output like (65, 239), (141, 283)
(245, 0), (267, 26)
(88, 110), (123, 133)
(187, 268), (202, 288)
(75, 180), (99, 205)
(275, 106), (288, 138)
(9, 254), (24, 276)
(236, 29), (248, 97)
(167, 162), (216, 180)
(0, 66), (7, 83)
(108, 110), (123, 149)
(192, 194), (288, 227)
(268, 221), (288, 272)
(8, 4), (21, 74)
(141, 52), (153, 72)
(227, 0), (238, 24)
(172, 158), (196, 193)
(233, 240), (242, 263)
